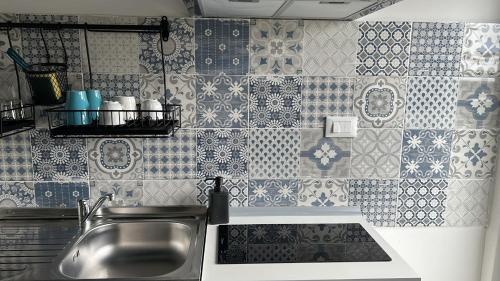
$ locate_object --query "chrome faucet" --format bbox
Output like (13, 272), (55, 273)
(78, 194), (114, 232)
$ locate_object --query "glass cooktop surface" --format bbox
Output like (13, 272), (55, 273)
(217, 223), (391, 264)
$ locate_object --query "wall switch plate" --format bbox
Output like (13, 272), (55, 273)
(325, 116), (358, 138)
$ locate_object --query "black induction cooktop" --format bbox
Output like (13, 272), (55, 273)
(217, 223), (391, 264)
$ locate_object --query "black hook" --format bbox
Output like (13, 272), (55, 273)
(160, 16), (169, 42)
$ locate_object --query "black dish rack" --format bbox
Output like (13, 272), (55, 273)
(0, 104), (36, 137)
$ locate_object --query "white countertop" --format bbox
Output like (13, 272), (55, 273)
(201, 207), (420, 281)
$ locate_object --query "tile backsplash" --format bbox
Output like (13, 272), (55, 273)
(0, 13), (499, 229)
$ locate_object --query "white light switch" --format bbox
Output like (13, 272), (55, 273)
(325, 116), (358, 138)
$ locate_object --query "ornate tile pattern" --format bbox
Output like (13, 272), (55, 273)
(450, 130), (498, 179)
(397, 179), (448, 227)
(249, 76), (302, 128)
(353, 76), (407, 128)
(461, 23), (500, 77)
(88, 138), (144, 180)
(405, 76), (459, 129)
(84, 73), (140, 100)
(400, 129), (453, 178)
(301, 77), (354, 128)
(143, 180), (198, 206)
(34, 182), (89, 208)
(90, 180), (143, 207)
(196, 74), (248, 128)
(195, 19), (249, 75)
(140, 74), (196, 127)
(140, 17), (195, 74)
(0, 182), (36, 207)
(351, 129), (402, 178)
(456, 78), (500, 129)
(357, 22), (411, 76)
(348, 179), (398, 227)
(197, 179), (248, 207)
(143, 129), (196, 180)
(250, 19), (303, 75)
(303, 21), (358, 76)
(298, 179), (349, 207)
(19, 14), (81, 73)
(0, 14), (22, 72)
(196, 129), (248, 178)
(445, 179), (493, 226)
(249, 129), (300, 179)
(0, 132), (33, 181)
(31, 129), (88, 181)
(248, 179), (299, 207)
(409, 22), (465, 77)
(301, 129), (351, 178)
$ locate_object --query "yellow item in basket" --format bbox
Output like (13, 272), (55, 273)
(49, 73), (63, 100)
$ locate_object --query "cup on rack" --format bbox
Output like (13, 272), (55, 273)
(99, 101), (125, 126)
(65, 90), (89, 126)
(141, 99), (163, 120)
(112, 96), (137, 121)
(86, 89), (102, 122)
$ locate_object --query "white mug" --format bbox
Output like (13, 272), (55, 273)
(99, 101), (125, 126)
(141, 99), (163, 120)
(112, 96), (137, 120)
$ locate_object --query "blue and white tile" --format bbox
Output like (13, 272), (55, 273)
(400, 129), (453, 178)
(197, 179), (248, 207)
(140, 17), (194, 74)
(461, 23), (500, 77)
(450, 130), (498, 179)
(298, 179), (349, 207)
(456, 78), (500, 129)
(353, 76), (407, 128)
(249, 76), (302, 128)
(409, 22), (464, 77)
(90, 180), (143, 207)
(195, 19), (249, 75)
(34, 182), (89, 208)
(249, 179), (299, 207)
(196, 74), (248, 128)
(83, 73), (140, 100)
(445, 179), (493, 226)
(249, 129), (300, 179)
(357, 21), (411, 76)
(143, 180), (198, 206)
(397, 179), (448, 227)
(31, 129), (88, 181)
(300, 129), (351, 178)
(250, 19), (303, 75)
(144, 129), (196, 180)
(348, 179), (398, 227)
(405, 77), (459, 129)
(0, 14), (22, 72)
(196, 129), (248, 178)
(0, 131), (33, 181)
(88, 138), (144, 180)
(0, 182), (36, 207)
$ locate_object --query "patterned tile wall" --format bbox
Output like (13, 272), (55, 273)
(0, 13), (499, 228)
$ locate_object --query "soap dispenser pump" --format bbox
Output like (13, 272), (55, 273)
(205, 176), (229, 224)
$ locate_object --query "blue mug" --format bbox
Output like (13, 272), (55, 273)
(86, 89), (102, 121)
(65, 90), (89, 125)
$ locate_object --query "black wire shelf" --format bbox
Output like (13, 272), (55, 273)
(0, 104), (36, 138)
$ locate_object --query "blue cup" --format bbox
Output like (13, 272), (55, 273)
(86, 89), (102, 121)
(65, 90), (89, 125)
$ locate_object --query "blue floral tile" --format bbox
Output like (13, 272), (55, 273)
(298, 178), (349, 207)
(249, 76), (302, 128)
(195, 19), (249, 75)
(34, 182), (89, 208)
(0, 182), (36, 207)
(0, 132), (33, 181)
(91, 180), (143, 207)
(144, 129), (196, 180)
(357, 22), (411, 76)
(348, 179), (398, 227)
(197, 179), (248, 207)
(456, 78), (500, 129)
(196, 129), (248, 178)
(248, 179), (299, 207)
(300, 129), (351, 178)
(397, 179), (448, 227)
(196, 74), (248, 128)
(83, 73), (140, 100)
(30, 129), (88, 181)
(0, 14), (22, 72)
(461, 23), (500, 77)
(409, 22), (464, 77)
(400, 130), (453, 178)
(139, 17), (194, 74)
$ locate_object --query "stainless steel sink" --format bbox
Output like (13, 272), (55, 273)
(53, 206), (207, 280)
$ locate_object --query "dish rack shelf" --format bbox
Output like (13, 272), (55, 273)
(0, 104), (36, 138)
(46, 104), (181, 138)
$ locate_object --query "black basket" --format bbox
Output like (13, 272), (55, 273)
(0, 103), (36, 138)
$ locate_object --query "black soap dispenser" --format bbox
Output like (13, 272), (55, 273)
(205, 176), (229, 225)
